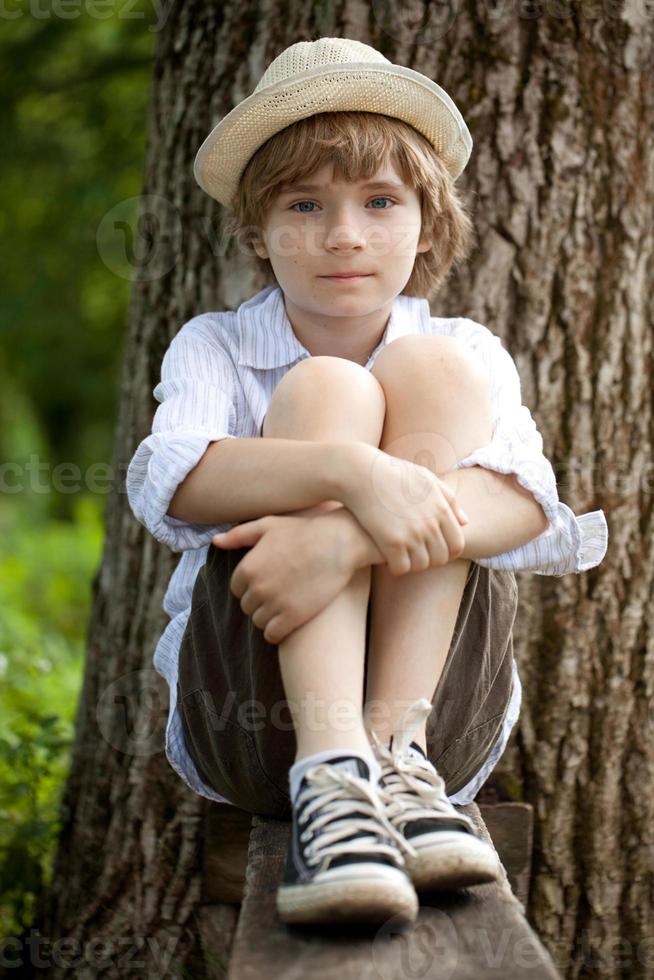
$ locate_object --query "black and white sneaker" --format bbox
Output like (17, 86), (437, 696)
(276, 754), (419, 926)
(373, 698), (502, 892)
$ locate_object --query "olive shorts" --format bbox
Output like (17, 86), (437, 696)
(177, 537), (518, 820)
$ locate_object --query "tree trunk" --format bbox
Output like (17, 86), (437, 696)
(29, 3), (653, 978)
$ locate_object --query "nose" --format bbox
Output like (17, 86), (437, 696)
(324, 204), (367, 250)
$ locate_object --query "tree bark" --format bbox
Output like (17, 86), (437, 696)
(29, 2), (653, 978)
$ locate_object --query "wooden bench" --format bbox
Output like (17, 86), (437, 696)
(198, 801), (562, 979)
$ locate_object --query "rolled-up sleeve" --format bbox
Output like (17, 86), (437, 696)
(451, 324), (608, 576)
(126, 323), (240, 552)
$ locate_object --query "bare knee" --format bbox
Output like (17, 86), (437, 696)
(372, 335), (490, 394)
(370, 335), (494, 463)
(262, 356), (386, 444)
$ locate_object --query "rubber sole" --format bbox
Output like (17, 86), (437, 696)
(404, 830), (501, 891)
(276, 866), (418, 926)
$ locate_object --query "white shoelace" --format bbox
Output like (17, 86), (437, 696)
(296, 764), (419, 872)
(370, 698), (477, 835)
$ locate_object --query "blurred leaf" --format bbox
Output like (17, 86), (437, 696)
(0, 494), (103, 935)
(0, 0), (156, 521)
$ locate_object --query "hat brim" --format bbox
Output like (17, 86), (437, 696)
(193, 63), (473, 207)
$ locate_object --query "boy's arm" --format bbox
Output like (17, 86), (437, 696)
(132, 319), (364, 548)
(326, 320), (606, 577)
(167, 437), (353, 525)
(292, 466), (548, 572)
(436, 319), (608, 576)
(126, 323), (245, 553)
(342, 468), (547, 570)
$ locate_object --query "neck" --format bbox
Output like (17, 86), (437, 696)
(282, 294), (395, 365)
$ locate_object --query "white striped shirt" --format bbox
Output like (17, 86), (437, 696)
(126, 284), (608, 806)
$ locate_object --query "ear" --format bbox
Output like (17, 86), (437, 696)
(417, 236), (432, 254)
(253, 238), (269, 260)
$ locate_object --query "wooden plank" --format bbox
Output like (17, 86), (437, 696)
(202, 803), (252, 905)
(478, 802), (533, 909)
(198, 905), (240, 980)
(227, 803), (561, 980)
(200, 802), (534, 909)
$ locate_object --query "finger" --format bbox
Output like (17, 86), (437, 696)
(263, 614), (285, 645)
(229, 565), (246, 599)
(410, 543), (432, 573)
(425, 524), (449, 568)
(246, 594), (272, 625)
(213, 520), (266, 549)
(438, 509), (467, 560)
(436, 479), (469, 525)
(388, 547), (411, 576)
(212, 528), (236, 546)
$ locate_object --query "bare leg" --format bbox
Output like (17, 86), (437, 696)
(362, 336), (495, 753)
(261, 357), (386, 763)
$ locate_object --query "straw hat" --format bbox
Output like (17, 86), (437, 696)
(193, 37), (473, 208)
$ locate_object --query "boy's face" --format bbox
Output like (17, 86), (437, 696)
(253, 160), (431, 325)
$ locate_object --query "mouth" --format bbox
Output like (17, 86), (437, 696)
(319, 273), (374, 281)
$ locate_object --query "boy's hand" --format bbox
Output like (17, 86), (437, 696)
(341, 444), (469, 576)
(211, 510), (357, 645)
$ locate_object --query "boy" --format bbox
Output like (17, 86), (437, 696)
(127, 37), (608, 927)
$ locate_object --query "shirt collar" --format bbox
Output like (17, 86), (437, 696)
(237, 284), (431, 369)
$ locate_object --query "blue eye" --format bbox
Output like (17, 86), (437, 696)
(290, 196), (396, 213)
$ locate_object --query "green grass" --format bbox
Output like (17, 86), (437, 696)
(0, 493), (104, 938)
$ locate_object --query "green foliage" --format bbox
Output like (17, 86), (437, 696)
(1, 0), (157, 519)
(0, 493), (104, 938)
(1, 0), (156, 939)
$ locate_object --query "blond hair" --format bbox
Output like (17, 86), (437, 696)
(223, 111), (476, 300)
